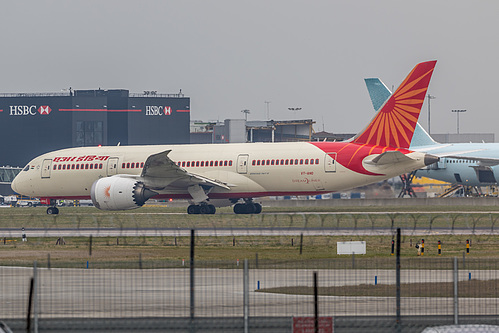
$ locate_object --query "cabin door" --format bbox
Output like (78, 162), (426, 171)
(237, 154), (249, 174)
(324, 153), (336, 172)
(107, 158), (119, 176)
(41, 159), (52, 179)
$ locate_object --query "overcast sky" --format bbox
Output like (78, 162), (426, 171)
(2, 1), (498, 139)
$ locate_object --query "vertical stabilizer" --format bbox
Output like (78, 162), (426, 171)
(352, 61), (437, 149)
(364, 77), (438, 148)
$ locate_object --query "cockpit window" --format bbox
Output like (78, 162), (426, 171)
(23, 165), (29, 172)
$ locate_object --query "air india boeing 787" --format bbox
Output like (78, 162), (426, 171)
(12, 61), (438, 215)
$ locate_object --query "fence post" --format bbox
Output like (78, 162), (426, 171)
(244, 259), (249, 333)
(314, 271), (318, 333)
(299, 233), (303, 255)
(396, 228), (401, 331)
(454, 257), (459, 325)
(33, 260), (38, 333)
(189, 229), (195, 320)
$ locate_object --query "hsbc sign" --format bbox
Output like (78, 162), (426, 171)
(9, 105), (52, 116)
(145, 106), (172, 116)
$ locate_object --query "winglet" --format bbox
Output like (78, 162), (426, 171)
(353, 60), (437, 149)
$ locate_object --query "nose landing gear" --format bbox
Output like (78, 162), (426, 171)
(46, 206), (59, 215)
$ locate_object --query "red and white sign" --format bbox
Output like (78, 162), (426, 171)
(293, 317), (333, 333)
(38, 106), (52, 115)
(145, 105), (172, 116)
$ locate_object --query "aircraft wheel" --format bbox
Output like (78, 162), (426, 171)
(207, 204), (216, 214)
(254, 203), (262, 214)
(47, 207), (59, 215)
(199, 205), (211, 214)
(187, 205), (200, 214)
(245, 203), (256, 214)
(233, 203), (245, 214)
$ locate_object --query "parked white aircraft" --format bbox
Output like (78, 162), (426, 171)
(12, 61), (438, 215)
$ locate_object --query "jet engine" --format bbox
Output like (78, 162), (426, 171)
(90, 176), (157, 211)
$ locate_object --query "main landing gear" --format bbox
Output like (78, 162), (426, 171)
(187, 203), (216, 215)
(46, 206), (59, 215)
(233, 200), (262, 214)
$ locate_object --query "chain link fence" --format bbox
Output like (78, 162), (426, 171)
(2, 256), (499, 332)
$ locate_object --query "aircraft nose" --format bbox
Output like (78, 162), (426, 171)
(11, 176), (19, 193)
(424, 154), (439, 166)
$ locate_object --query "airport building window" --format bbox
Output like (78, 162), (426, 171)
(76, 121), (103, 147)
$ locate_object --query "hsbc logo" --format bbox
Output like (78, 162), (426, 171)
(38, 106), (52, 115)
(145, 106), (172, 116)
(9, 105), (52, 116)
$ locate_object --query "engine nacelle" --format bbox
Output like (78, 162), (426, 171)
(90, 176), (157, 211)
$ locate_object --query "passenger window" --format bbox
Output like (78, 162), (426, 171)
(63, 165), (66, 170)
(196, 161), (200, 167)
(290, 159), (294, 165)
(201, 161), (204, 167)
(229, 161), (232, 166)
(224, 161), (228, 166)
(271, 160), (275, 165)
(141, 162), (144, 168)
(315, 158), (319, 164)
(252, 160), (256, 166)
(285, 160), (289, 165)
(305, 159), (308, 165)
(215, 161), (218, 166)
(210, 161), (214, 167)
(127, 163), (130, 168)
(76, 165), (79, 170)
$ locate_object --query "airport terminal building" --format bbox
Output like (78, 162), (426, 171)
(0, 89), (190, 167)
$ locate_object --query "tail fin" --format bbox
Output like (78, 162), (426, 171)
(352, 60), (437, 149)
(364, 78), (438, 148)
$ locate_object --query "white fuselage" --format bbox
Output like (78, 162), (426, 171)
(12, 141), (431, 202)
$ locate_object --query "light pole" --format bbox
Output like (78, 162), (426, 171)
(427, 94), (436, 134)
(264, 101), (271, 120)
(288, 107), (302, 119)
(241, 109), (250, 121)
(451, 109), (466, 134)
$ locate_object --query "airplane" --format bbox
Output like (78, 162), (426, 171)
(12, 60), (439, 215)
(365, 77), (499, 192)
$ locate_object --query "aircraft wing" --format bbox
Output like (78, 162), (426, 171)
(140, 150), (231, 190)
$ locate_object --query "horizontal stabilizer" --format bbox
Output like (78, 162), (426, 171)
(365, 151), (413, 165)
